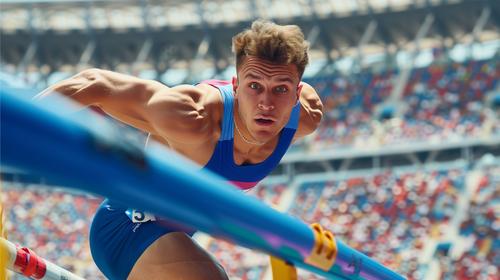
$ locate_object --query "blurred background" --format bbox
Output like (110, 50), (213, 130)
(1, 0), (499, 279)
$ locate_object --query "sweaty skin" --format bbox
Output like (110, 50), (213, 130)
(36, 56), (323, 280)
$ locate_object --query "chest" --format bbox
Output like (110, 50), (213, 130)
(154, 134), (276, 167)
(232, 144), (277, 166)
(180, 139), (276, 167)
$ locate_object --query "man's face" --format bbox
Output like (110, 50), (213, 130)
(232, 56), (302, 142)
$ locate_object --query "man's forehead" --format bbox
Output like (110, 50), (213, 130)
(243, 72), (295, 84)
(240, 56), (294, 68)
(238, 56), (300, 82)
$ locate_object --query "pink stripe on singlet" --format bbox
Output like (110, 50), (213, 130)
(230, 181), (258, 190)
(202, 79), (231, 87)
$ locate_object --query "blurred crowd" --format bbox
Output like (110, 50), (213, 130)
(305, 69), (395, 149)
(299, 58), (499, 151)
(2, 185), (104, 279)
(289, 169), (464, 279)
(439, 166), (499, 280)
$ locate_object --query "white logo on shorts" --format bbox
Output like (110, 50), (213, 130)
(132, 223), (141, 232)
(125, 209), (157, 223)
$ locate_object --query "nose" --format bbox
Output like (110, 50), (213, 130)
(258, 103), (274, 111)
(258, 93), (274, 111)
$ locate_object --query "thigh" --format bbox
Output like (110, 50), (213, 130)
(90, 199), (227, 280)
(89, 200), (186, 280)
(128, 232), (228, 280)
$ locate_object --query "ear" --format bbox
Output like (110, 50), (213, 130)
(296, 83), (303, 105)
(231, 76), (238, 94)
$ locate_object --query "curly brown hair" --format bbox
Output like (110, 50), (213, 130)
(232, 20), (310, 78)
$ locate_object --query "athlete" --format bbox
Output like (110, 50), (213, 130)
(36, 20), (323, 280)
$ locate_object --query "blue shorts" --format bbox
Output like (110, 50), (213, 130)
(89, 199), (195, 280)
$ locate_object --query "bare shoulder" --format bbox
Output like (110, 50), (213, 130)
(166, 83), (223, 123)
(194, 83), (224, 118)
(300, 82), (322, 107)
(145, 84), (221, 145)
(148, 83), (221, 115)
(295, 82), (324, 139)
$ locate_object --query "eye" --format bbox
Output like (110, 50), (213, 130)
(275, 86), (288, 94)
(249, 82), (261, 90)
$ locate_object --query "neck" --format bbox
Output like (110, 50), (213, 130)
(234, 117), (266, 147)
(233, 100), (267, 146)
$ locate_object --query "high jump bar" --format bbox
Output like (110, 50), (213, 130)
(0, 89), (405, 280)
(0, 237), (85, 280)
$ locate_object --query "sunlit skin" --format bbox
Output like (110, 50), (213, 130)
(232, 56), (303, 145)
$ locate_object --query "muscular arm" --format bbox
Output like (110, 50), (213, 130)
(294, 82), (323, 139)
(35, 68), (213, 145)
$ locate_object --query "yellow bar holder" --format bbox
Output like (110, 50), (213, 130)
(270, 223), (338, 280)
(304, 223), (338, 271)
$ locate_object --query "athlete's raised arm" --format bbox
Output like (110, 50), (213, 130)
(294, 82), (323, 140)
(35, 68), (214, 145)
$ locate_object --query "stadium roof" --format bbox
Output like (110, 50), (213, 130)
(1, 0), (498, 80)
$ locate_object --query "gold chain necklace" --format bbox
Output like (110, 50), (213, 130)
(234, 119), (266, 146)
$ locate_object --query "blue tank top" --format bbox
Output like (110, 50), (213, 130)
(202, 80), (300, 190)
(126, 80), (300, 223)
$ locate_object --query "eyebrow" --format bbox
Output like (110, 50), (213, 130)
(244, 73), (295, 84)
(244, 73), (263, 80)
(275, 77), (294, 84)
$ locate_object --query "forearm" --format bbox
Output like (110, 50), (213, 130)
(35, 69), (163, 107)
(35, 68), (108, 106)
(34, 68), (165, 133)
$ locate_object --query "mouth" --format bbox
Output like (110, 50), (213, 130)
(254, 116), (276, 126)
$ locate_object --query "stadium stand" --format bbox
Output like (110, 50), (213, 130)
(301, 57), (499, 152)
(2, 183), (104, 279)
(288, 168), (466, 280)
